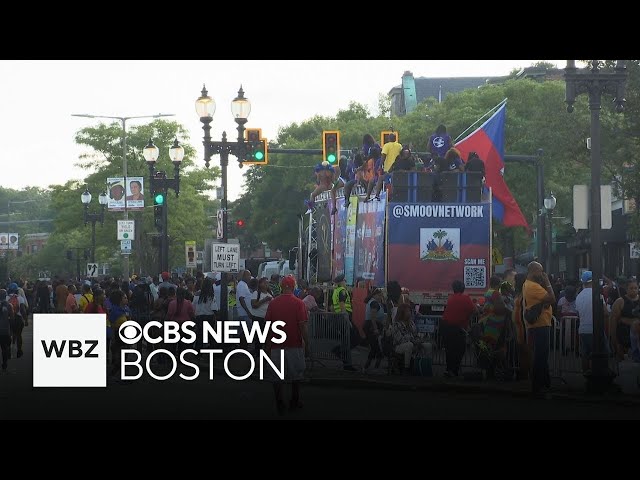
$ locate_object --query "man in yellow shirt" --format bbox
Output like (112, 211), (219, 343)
(78, 283), (94, 313)
(523, 261), (555, 398)
(368, 133), (403, 201)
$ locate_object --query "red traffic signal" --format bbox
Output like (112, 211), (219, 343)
(236, 219), (245, 228)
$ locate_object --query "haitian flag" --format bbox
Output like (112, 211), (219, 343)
(387, 203), (490, 296)
(455, 102), (530, 230)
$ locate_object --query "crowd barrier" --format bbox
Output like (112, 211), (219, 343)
(308, 312), (353, 367)
(549, 315), (618, 381)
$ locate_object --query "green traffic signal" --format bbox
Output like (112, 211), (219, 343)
(155, 193), (165, 205)
(255, 150), (264, 161)
(327, 153), (336, 163)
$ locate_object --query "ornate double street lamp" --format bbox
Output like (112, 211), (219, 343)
(544, 192), (556, 275)
(196, 85), (252, 322)
(143, 138), (185, 274)
(81, 187), (108, 263)
(565, 60), (628, 393)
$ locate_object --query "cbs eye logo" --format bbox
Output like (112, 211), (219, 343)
(119, 321), (143, 344)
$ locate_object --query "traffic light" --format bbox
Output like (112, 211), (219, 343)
(236, 219), (245, 228)
(153, 191), (165, 232)
(322, 131), (340, 164)
(381, 130), (400, 146)
(244, 128), (268, 165)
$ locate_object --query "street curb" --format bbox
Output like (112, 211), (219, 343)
(304, 375), (640, 407)
(210, 362), (640, 408)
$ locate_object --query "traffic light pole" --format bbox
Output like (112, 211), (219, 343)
(148, 164), (181, 276)
(200, 120), (249, 323)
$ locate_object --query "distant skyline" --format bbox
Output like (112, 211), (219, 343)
(0, 60), (563, 200)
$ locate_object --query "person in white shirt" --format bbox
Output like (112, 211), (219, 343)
(575, 270), (610, 373)
(235, 270), (254, 347)
(250, 277), (273, 352)
(193, 277), (216, 349)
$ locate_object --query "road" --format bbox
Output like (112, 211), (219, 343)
(2, 321), (640, 420)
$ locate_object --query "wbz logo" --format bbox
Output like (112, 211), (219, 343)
(33, 314), (106, 387)
(41, 339), (99, 358)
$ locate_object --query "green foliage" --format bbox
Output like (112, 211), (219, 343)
(13, 119), (220, 278)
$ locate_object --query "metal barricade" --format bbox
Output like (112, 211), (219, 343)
(308, 312), (352, 367)
(417, 315), (481, 369)
(550, 315), (619, 382)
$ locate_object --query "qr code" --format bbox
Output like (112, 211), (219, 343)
(464, 266), (486, 289)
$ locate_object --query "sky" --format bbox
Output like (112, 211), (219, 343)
(0, 60), (563, 201)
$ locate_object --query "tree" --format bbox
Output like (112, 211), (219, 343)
(26, 120), (220, 278)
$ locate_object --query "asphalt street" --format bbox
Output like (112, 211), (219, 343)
(3, 320), (640, 420)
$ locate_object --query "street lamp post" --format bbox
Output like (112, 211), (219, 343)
(143, 138), (184, 274)
(4, 199), (36, 279)
(196, 85), (252, 322)
(81, 187), (108, 263)
(565, 60), (628, 393)
(544, 192), (556, 275)
(72, 113), (175, 281)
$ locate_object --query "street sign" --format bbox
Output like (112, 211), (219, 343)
(120, 239), (132, 255)
(117, 220), (135, 240)
(211, 243), (240, 272)
(185, 240), (196, 268)
(573, 185), (612, 230)
(216, 210), (224, 240)
(86, 263), (99, 277)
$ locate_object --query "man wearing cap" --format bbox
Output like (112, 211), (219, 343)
(158, 271), (177, 291)
(523, 261), (555, 398)
(264, 275), (310, 415)
(0, 289), (14, 372)
(575, 270), (610, 373)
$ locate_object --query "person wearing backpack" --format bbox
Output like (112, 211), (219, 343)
(0, 289), (14, 372)
(522, 262), (556, 398)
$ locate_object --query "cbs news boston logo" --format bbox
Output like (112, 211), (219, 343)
(33, 314), (107, 387)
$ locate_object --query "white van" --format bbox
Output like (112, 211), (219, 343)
(257, 261), (281, 280)
(279, 260), (297, 278)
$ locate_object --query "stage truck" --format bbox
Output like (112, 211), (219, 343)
(298, 170), (491, 315)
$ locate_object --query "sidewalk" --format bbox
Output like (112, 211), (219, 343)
(213, 346), (640, 407)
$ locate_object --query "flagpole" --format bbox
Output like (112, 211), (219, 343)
(454, 98), (507, 143)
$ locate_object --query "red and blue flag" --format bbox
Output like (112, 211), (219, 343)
(455, 102), (530, 231)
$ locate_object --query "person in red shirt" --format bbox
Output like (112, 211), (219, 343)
(265, 275), (310, 415)
(441, 280), (477, 377)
